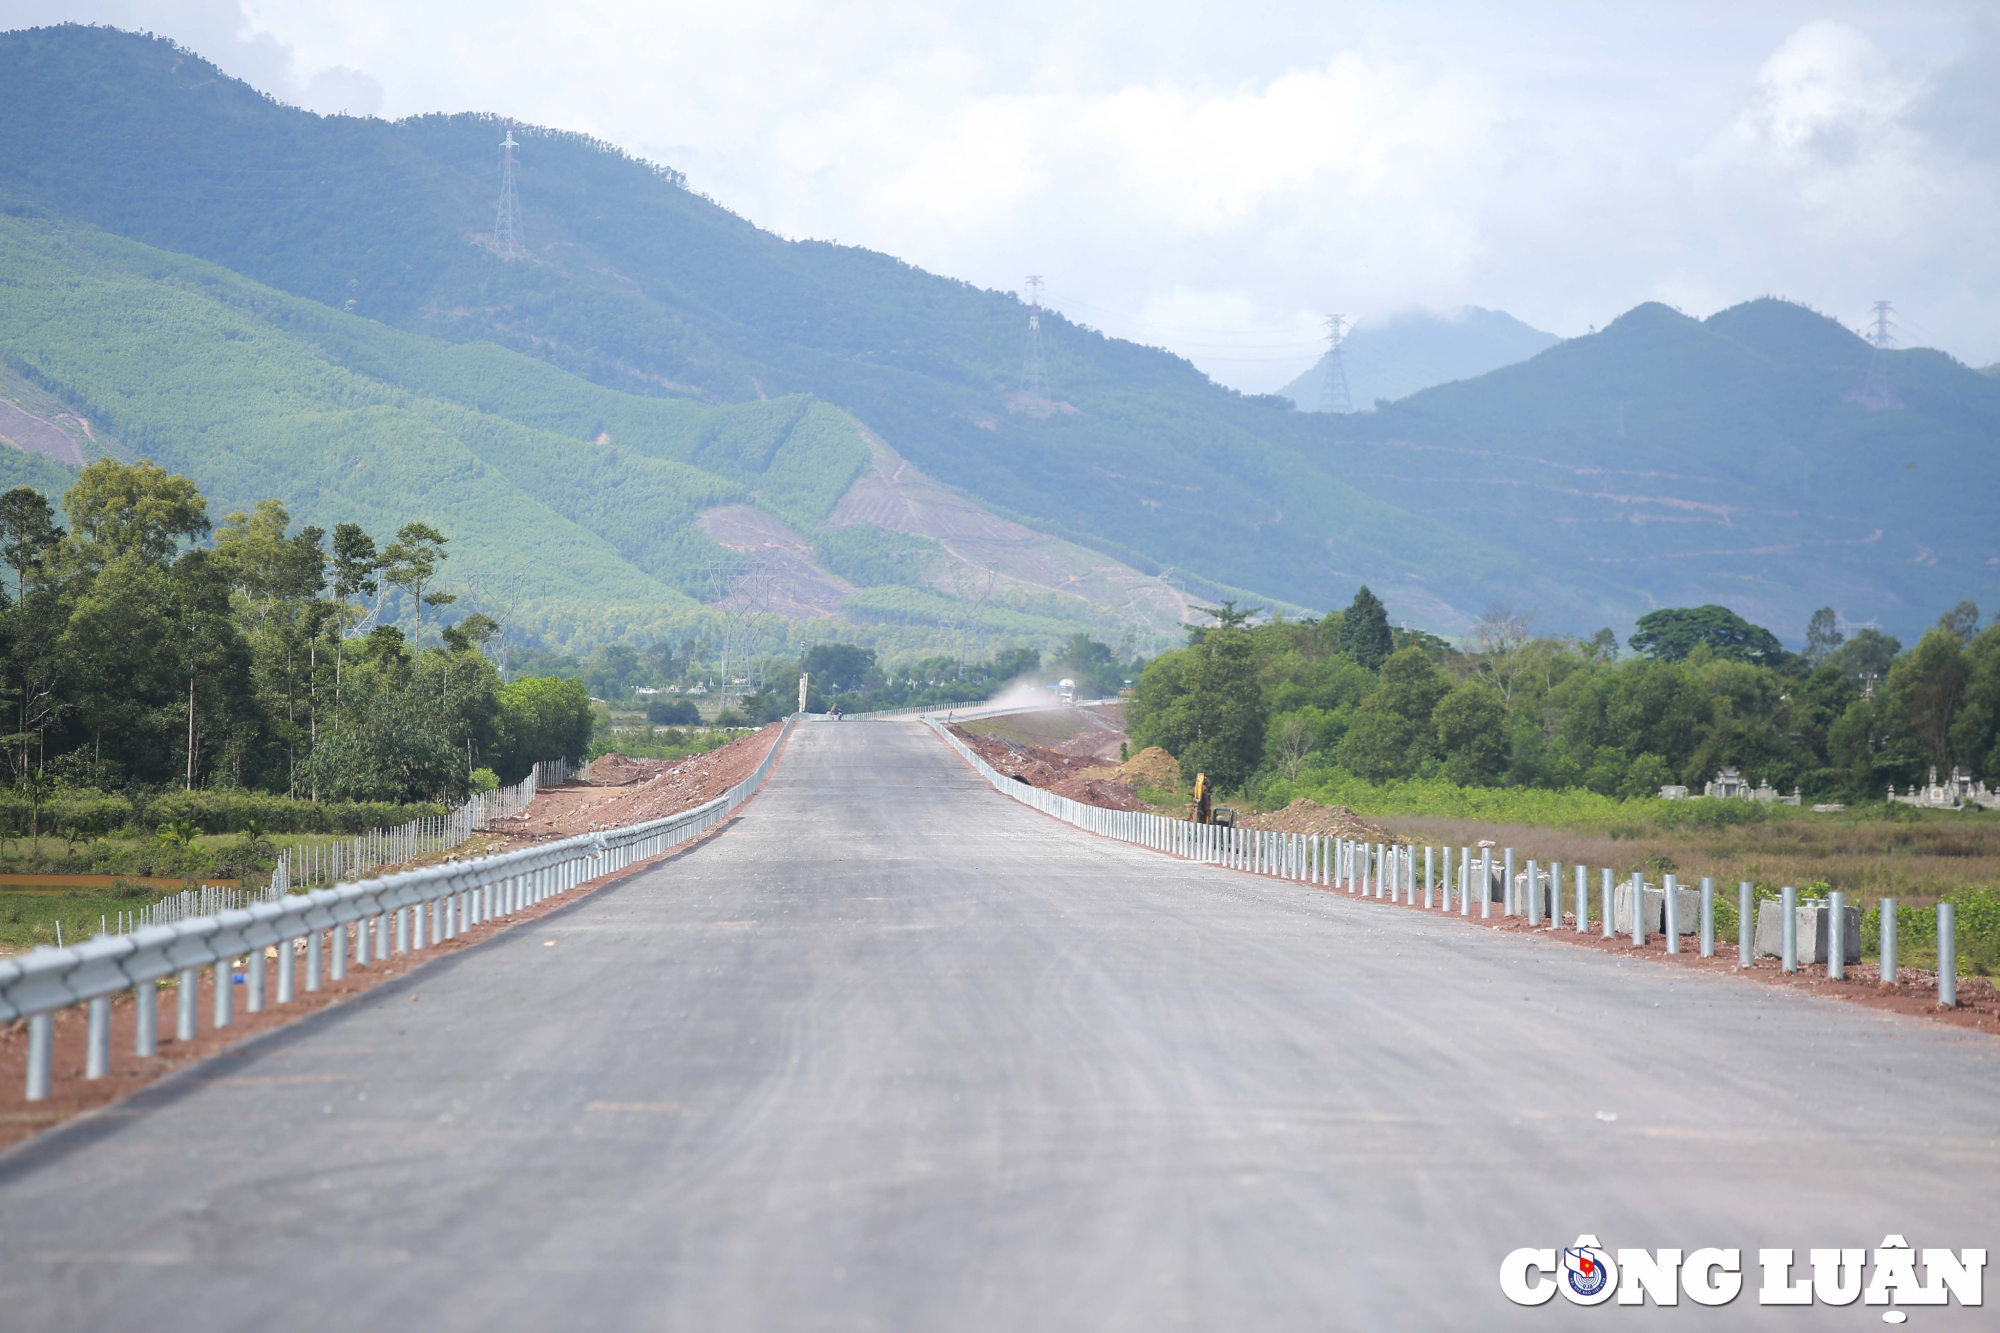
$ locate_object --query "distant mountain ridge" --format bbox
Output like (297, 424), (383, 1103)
(0, 24), (1991, 645)
(1280, 306), (1559, 411)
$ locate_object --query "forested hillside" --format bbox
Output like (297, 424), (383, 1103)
(0, 24), (1562, 634)
(0, 24), (1991, 643)
(1330, 300), (2000, 638)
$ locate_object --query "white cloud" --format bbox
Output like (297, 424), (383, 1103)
(6, 0), (1997, 382)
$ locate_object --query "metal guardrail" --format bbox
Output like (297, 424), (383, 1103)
(1, 717), (797, 1102)
(927, 718), (1966, 1007)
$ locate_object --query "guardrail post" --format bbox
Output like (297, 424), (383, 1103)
(329, 925), (347, 982)
(177, 968), (198, 1039)
(213, 957), (233, 1029)
(1548, 861), (1562, 928)
(355, 915), (371, 968)
(1781, 885), (1797, 972)
(306, 932), (323, 991)
(1601, 869), (1614, 939)
(85, 996), (111, 1079)
(1739, 882), (1754, 967)
(1664, 874), (1680, 953)
(134, 979), (157, 1056)
(1424, 846), (1434, 909)
(1829, 890), (1846, 980)
(1700, 877), (1715, 957)
(277, 937), (295, 1003)
(1574, 864), (1587, 932)
(25, 1013), (52, 1101)
(247, 946), (266, 1012)
(1631, 872), (1646, 947)
(1879, 897), (1896, 985)
(376, 912), (390, 959)
(1938, 903), (1956, 1008)
(1504, 848), (1516, 916)
(1526, 860), (1541, 925)
(1480, 849), (1493, 919)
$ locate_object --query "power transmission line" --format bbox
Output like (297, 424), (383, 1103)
(1019, 275), (1048, 401)
(495, 120), (526, 260)
(1316, 314), (1351, 415)
(1853, 299), (1897, 409)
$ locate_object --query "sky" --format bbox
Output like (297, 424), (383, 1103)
(4, 0), (1997, 391)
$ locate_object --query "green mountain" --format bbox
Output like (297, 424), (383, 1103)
(0, 24), (1990, 646)
(0, 24), (1545, 633)
(1333, 299), (2000, 638)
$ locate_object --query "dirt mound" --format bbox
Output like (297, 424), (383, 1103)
(584, 752), (672, 786)
(1048, 777), (1149, 810)
(1082, 745), (1179, 787)
(1247, 799), (1393, 843)
(950, 724), (1147, 812)
(491, 724), (787, 845)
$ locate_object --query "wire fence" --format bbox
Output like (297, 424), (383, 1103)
(269, 759), (572, 895)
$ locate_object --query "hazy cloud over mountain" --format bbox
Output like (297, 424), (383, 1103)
(5, 0), (1994, 390)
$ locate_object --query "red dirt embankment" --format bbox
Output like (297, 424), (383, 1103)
(949, 724), (1148, 811)
(489, 723), (786, 846)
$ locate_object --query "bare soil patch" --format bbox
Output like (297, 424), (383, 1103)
(950, 724), (1145, 810)
(488, 723), (784, 846)
(1248, 799), (1394, 843)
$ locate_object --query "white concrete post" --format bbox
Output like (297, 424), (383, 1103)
(1738, 881), (1753, 967)
(1879, 898), (1897, 985)
(1780, 885), (1797, 972)
(1699, 878), (1714, 957)
(1938, 903), (1956, 1007)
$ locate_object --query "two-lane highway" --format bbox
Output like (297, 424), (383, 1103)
(0, 720), (1993, 1329)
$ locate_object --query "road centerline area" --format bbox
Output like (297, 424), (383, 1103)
(0, 721), (1993, 1329)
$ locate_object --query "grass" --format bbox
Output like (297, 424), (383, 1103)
(0, 880), (195, 953)
(589, 725), (750, 762)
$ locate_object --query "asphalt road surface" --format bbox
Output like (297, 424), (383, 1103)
(1, 721), (1994, 1330)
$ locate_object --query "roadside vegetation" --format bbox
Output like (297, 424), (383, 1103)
(1123, 590), (2000, 967)
(0, 461), (593, 937)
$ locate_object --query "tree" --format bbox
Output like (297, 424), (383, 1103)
(1269, 711), (1317, 780)
(16, 768), (59, 856)
(1433, 681), (1508, 785)
(1628, 605), (1785, 667)
(801, 643), (876, 693)
(1937, 600), (1980, 647)
(492, 676), (595, 782)
(1336, 647), (1448, 779)
(1879, 628), (1971, 774)
(1804, 607), (1843, 665)
(61, 459), (209, 565)
(1336, 586), (1393, 670)
(0, 487), (63, 596)
(381, 522), (454, 647)
(1823, 627), (1900, 690)
(1178, 626), (1265, 790)
(441, 613), (500, 653)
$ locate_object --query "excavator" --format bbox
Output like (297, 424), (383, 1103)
(1187, 773), (1236, 828)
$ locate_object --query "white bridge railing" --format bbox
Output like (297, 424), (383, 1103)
(1, 718), (795, 1102)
